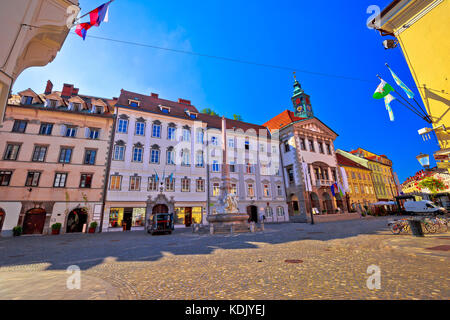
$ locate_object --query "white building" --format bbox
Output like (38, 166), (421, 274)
(103, 89), (289, 232)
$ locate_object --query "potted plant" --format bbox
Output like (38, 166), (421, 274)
(51, 223), (62, 235)
(88, 221), (97, 234)
(12, 226), (22, 237)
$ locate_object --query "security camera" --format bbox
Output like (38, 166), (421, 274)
(383, 39), (398, 49)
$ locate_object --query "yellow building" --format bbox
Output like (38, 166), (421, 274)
(370, 0), (450, 172)
(336, 153), (378, 210)
(350, 148), (398, 201)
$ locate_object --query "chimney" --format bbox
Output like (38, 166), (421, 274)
(61, 83), (74, 97)
(178, 98), (191, 105)
(72, 88), (79, 96)
(151, 93), (159, 99)
(44, 80), (53, 94)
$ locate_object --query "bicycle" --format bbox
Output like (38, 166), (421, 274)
(421, 217), (438, 234)
(388, 219), (410, 235)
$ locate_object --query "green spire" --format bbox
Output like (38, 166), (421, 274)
(292, 72), (303, 98)
(291, 72), (313, 118)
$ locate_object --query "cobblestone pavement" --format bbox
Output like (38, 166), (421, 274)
(0, 216), (448, 300)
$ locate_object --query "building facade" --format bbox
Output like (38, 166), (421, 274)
(265, 78), (342, 222)
(104, 89), (289, 232)
(0, 0), (80, 123)
(0, 81), (114, 236)
(369, 0), (450, 173)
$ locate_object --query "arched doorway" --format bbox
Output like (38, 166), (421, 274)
(247, 205), (258, 223)
(23, 208), (46, 235)
(66, 208), (88, 233)
(322, 192), (333, 213)
(310, 192), (320, 213)
(152, 204), (168, 214)
(290, 194), (299, 216)
(0, 208), (5, 233)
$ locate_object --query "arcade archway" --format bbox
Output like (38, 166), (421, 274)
(23, 208), (46, 235)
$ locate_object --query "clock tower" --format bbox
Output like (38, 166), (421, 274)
(291, 74), (313, 118)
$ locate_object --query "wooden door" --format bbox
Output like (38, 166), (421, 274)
(123, 208), (133, 231)
(184, 207), (192, 227)
(23, 209), (46, 235)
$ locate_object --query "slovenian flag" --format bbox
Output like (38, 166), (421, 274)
(90, 2), (110, 27)
(386, 65), (414, 99)
(75, 22), (93, 40)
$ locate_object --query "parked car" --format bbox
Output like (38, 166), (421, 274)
(404, 200), (447, 216)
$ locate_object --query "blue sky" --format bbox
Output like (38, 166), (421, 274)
(13, 0), (439, 182)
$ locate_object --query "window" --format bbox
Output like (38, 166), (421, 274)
(110, 175), (122, 190)
(53, 173), (67, 188)
(308, 140), (315, 152)
(277, 206), (285, 217)
(277, 185), (283, 197)
(332, 170), (337, 182)
(211, 136), (218, 146)
(148, 176), (158, 191)
(318, 142), (324, 154)
(48, 99), (57, 108)
(263, 184), (270, 197)
(196, 178), (204, 192)
(113, 145), (125, 161)
(23, 96), (33, 105)
(265, 206), (273, 218)
(245, 139), (250, 150)
(32, 146), (47, 162)
(229, 161), (236, 173)
(299, 138), (306, 150)
(72, 102), (81, 112)
(117, 119), (128, 133)
(161, 107), (170, 114)
(259, 143), (265, 152)
(4, 144), (21, 160)
(86, 128), (100, 139)
(94, 106), (103, 114)
(57, 147), (72, 163)
(167, 148), (175, 165)
(181, 178), (190, 192)
(129, 176), (141, 191)
(0, 171), (12, 186)
(84, 149), (97, 165)
(247, 184), (255, 197)
(196, 151), (204, 167)
(152, 124), (161, 138)
(287, 167), (294, 183)
(12, 120), (27, 133)
(360, 184), (365, 194)
(182, 128), (190, 141)
(212, 182), (220, 196)
(196, 130), (204, 144)
(354, 185), (359, 194)
(326, 144), (332, 155)
(80, 174), (93, 188)
(135, 122), (145, 136)
(26, 172), (41, 187)
(181, 149), (190, 166)
(65, 126), (77, 137)
(230, 183), (237, 195)
(168, 127), (176, 141)
(39, 123), (53, 135)
(212, 160), (220, 172)
(150, 148), (160, 164)
(129, 100), (139, 107)
(357, 173), (361, 180)
(132, 147), (143, 162)
(272, 145), (277, 154)
(284, 141), (290, 152)
(351, 172), (356, 179)
(165, 177), (175, 192)
(245, 163), (254, 174)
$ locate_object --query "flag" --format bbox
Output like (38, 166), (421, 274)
(387, 65), (414, 99)
(331, 183), (337, 197)
(154, 170), (159, 183)
(373, 79), (394, 99)
(75, 22), (93, 40)
(169, 172), (174, 184)
(384, 94), (395, 121)
(90, 2), (110, 27)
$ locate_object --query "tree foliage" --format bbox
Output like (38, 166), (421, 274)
(417, 177), (447, 193)
(200, 108), (220, 116)
(233, 114), (243, 121)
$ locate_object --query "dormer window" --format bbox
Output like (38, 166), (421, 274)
(159, 105), (170, 114)
(128, 99), (140, 107)
(93, 105), (103, 114)
(22, 96), (33, 105)
(72, 103), (81, 112)
(48, 99), (57, 108)
(190, 113), (198, 119)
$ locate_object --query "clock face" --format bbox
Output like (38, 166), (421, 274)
(297, 106), (303, 113)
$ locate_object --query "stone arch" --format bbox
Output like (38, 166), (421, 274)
(322, 192), (333, 213)
(146, 194), (175, 229)
(22, 208), (46, 235)
(310, 192), (320, 213)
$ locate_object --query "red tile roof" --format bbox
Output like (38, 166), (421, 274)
(263, 110), (306, 132)
(336, 153), (369, 170)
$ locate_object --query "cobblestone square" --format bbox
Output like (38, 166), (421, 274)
(0, 217), (448, 300)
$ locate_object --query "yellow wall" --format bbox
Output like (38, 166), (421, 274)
(343, 165), (378, 206)
(391, 0), (450, 171)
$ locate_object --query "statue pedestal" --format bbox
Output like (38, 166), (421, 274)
(206, 213), (249, 234)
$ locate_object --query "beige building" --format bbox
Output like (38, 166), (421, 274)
(0, 0), (79, 123)
(0, 81), (114, 236)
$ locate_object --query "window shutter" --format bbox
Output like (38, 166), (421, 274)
(44, 99), (49, 107)
(85, 127), (90, 138)
(60, 124), (66, 136)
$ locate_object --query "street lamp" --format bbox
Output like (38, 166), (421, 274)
(416, 153), (430, 170)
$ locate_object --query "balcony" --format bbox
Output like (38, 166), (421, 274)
(315, 179), (333, 188)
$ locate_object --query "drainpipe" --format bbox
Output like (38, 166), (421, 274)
(99, 111), (117, 232)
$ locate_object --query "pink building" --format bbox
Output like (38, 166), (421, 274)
(0, 81), (115, 236)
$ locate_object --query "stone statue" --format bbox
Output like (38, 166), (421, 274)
(224, 193), (239, 214)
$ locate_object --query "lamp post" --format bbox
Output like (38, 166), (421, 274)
(416, 153), (430, 170)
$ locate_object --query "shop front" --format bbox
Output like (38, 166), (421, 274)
(174, 207), (203, 227)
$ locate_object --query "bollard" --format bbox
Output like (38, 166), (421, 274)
(209, 224), (214, 235)
(250, 222), (255, 233)
(408, 218), (424, 237)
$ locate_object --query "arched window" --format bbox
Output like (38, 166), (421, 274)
(276, 206), (284, 217)
(181, 149), (190, 166)
(265, 206), (273, 218)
